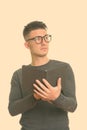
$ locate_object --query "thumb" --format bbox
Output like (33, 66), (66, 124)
(57, 78), (61, 90)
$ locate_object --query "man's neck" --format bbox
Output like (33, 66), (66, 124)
(31, 57), (49, 66)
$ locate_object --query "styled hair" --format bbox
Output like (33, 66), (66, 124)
(23, 21), (47, 40)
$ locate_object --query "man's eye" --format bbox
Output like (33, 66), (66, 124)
(35, 37), (41, 41)
(45, 36), (49, 39)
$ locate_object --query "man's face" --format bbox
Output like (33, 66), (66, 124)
(25, 29), (51, 57)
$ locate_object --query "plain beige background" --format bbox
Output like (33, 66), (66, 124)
(0, 0), (87, 130)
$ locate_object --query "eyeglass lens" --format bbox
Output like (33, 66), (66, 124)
(35, 35), (52, 44)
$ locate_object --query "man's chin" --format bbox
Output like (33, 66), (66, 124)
(38, 54), (47, 57)
(36, 53), (47, 57)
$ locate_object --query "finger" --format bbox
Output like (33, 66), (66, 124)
(42, 78), (52, 89)
(33, 83), (48, 96)
(57, 78), (61, 90)
(34, 89), (47, 99)
(35, 80), (50, 92)
(33, 93), (41, 99)
(33, 93), (39, 97)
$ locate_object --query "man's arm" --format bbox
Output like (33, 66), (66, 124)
(52, 64), (77, 112)
(33, 64), (77, 112)
(8, 70), (37, 116)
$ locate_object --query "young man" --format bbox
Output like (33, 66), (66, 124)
(8, 21), (77, 130)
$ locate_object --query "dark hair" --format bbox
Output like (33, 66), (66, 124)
(23, 21), (47, 40)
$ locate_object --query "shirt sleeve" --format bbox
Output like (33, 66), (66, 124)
(52, 63), (77, 112)
(8, 69), (37, 116)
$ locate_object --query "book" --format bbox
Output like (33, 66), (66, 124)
(22, 65), (65, 96)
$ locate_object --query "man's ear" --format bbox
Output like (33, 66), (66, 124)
(24, 42), (30, 49)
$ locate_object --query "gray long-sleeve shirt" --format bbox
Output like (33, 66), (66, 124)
(8, 60), (77, 130)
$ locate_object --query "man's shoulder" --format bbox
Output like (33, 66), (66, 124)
(51, 59), (70, 67)
(13, 64), (30, 73)
(13, 68), (22, 75)
(12, 64), (31, 77)
(50, 60), (74, 76)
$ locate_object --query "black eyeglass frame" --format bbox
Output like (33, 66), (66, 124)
(26, 34), (52, 44)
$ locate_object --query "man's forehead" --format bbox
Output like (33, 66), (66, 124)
(29, 29), (47, 37)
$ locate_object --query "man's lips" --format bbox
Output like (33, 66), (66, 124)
(40, 47), (48, 50)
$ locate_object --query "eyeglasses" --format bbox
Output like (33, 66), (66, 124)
(26, 34), (52, 44)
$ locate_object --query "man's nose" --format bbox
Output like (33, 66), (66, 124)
(41, 38), (47, 45)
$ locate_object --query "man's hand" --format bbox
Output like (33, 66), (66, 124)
(33, 78), (61, 102)
(33, 93), (41, 100)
